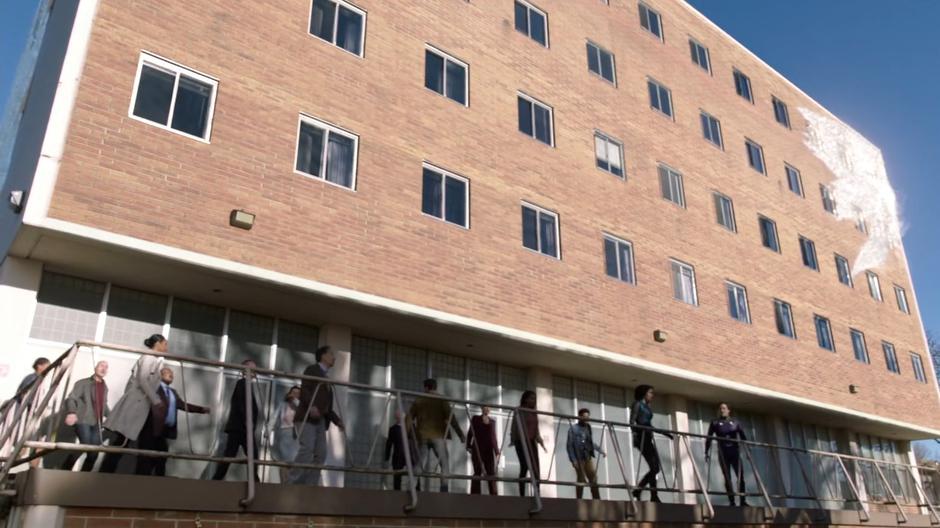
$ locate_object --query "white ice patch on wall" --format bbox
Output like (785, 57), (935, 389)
(799, 107), (902, 276)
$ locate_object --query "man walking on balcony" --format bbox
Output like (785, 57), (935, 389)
(407, 378), (465, 492)
(289, 346), (344, 486)
(60, 360), (110, 471)
(567, 408), (605, 500)
(211, 359), (260, 481)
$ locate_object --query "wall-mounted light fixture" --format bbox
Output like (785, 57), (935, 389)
(653, 329), (668, 343)
(229, 209), (255, 230)
(9, 190), (24, 213)
(849, 384), (860, 394)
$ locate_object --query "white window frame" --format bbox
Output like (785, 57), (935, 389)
(307, 0), (368, 58)
(515, 0), (549, 47)
(714, 192), (736, 232)
(850, 329), (869, 364)
(521, 201), (560, 259)
(689, 38), (711, 74)
(517, 91), (555, 147)
(603, 233), (636, 285)
(726, 281), (750, 323)
(745, 138), (765, 174)
(700, 111), (723, 149)
(293, 113), (360, 191)
(128, 52), (219, 143)
(883, 342), (899, 374)
(814, 315), (834, 351)
(670, 259), (697, 306)
(586, 40), (617, 85)
(774, 299), (796, 339)
(785, 163), (803, 197)
(594, 131), (624, 178)
(647, 78), (673, 119)
(835, 254), (853, 287)
(733, 68), (753, 103)
(658, 164), (685, 208)
(772, 96), (791, 129)
(911, 353), (927, 383)
(421, 162), (470, 229)
(820, 184), (836, 214)
(638, 2), (663, 41)
(894, 285), (910, 314)
(867, 271), (883, 302)
(424, 44), (469, 107)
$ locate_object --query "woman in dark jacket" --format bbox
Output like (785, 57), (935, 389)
(510, 390), (546, 496)
(630, 384), (670, 502)
(466, 405), (499, 495)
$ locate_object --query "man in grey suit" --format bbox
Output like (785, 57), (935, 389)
(288, 346), (344, 486)
(61, 361), (110, 471)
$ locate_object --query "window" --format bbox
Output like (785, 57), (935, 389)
(745, 139), (765, 174)
(658, 164), (684, 207)
(308, 0), (366, 56)
(758, 216), (779, 252)
(772, 96), (790, 128)
(521, 202), (559, 258)
(727, 282), (750, 323)
(894, 285), (910, 314)
(714, 193), (735, 232)
(912, 353), (927, 383)
(517, 93), (554, 146)
(689, 39), (710, 72)
(421, 164), (469, 228)
(647, 79), (673, 118)
(586, 41), (616, 84)
(595, 132), (624, 177)
(814, 315), (834, 351)
(883, 342), (900, 374)
(856, 216), (868, 234)
(835, 254), (852, 286)
(820, 184), (836, 214)
(733, 69), (753, 102)
(295, 115), (359, 189)
(514, 0), (548, 47)
(671, 260), (697, 305)
(799, 236), (818, 270)
(851, 330), (869, 364)
(425, 46), (468, 105)
(867, 271), (882, 301)
(700, 112), (722, 148)
(785, 164), (803, 197)
(603, 235), (635, 284)
(130, 53), (217, 141)
(638, 3), (663, 40)
(774, 299), (795, 338)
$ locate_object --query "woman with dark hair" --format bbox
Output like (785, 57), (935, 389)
(270, 385), (302, 482)
(510, 390), (546, 496)
(630, 384), (670, 502)
(705, 402), (748, 506)
(99, 334), (167, 473)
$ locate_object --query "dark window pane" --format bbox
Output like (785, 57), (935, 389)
(689, 41), (697, 63)
(425, 51), (444, 94)
(276, 320), (319, 373)
(326, 132), (355, 187)
(539, 212), (556, 256)
(296, 123), (325, 176)
(534, 104), (551, 144)
(700, 114), (709, 139)
(529, 11), (546, 45)
(600, 52), (614, 82)
(444, 176), (466, 226)
(169, 298), (225, 360)
(103, 286), (167, 348)
(422, 169), (443, 218)
(226, 311), (274, 366)
(604, 239), (618, 278)
(133, 65), (175, 125)
(618, 243), (632, 282)
(587, 44), (600, 74)
(336, 6), (363, 55)
(518, 97), (532, 136)
(639, 4), (649, 30)
(170, 75), (212, 138)
(649, 11), (661, 37)
(658, 86), (671, 116)
(522, 207), (538, 250)
(647, 81), (658, 109)
(310, 0), (337, 42)
(514, 1), (528, 34)
(445, 60), (466, 104)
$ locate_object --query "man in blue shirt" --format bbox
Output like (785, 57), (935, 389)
(566, 408), (605, 499)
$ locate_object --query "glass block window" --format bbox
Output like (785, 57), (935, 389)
(275, 319), (320, 373)
(30, 272), (105, 343)
(168, 298), (225, 360)
(102, 286), (167, 348)
(225, 311), (274, 366)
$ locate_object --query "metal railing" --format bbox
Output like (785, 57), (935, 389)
(0, 341), (938, 524)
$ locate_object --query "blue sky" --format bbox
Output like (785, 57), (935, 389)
(0, 2), (937, 336)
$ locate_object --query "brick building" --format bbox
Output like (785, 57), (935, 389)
(0, 0), (938, 525)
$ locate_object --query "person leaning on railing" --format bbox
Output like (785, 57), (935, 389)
(630, 384), (670, 503)
(510, 390), (546, 497)
(60, 360), (110, 472)
(288, 345), (344, 486)
(406, 378), (465, 493)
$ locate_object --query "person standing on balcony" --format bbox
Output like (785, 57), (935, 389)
(211, 359), (260, 482)
(288, 346), (344, 486)
(510, 390), (546, 497)
(135, 367), (210, 476)
(269, 385), (301, 483)
(631, 385), (670, 503)
(60, 360), (110, 471)
(567, 407), (605, 500)
(407, 378), (465, 492)
(466, 405), (499, 495)
(14, 357), (50, 407)
(100, 334), (166, 473)
(705, 402), (749, 506)
(384, 409), (418, 491)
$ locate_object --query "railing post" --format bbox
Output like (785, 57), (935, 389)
(908, 465), (940, 525)
(792, 448), (827, 519)
(679, 434), (713, 519)
(239, 364), (256, 508)
(872, 460), (909, 524)
(835, 454), (870, 523)
(395, 392), (418, 512)
(515, 409), (542, 514)
(606, 423), (636, 519)
(743, 443), (776, 520)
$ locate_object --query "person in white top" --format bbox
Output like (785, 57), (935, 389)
(269, 385), (301, 482)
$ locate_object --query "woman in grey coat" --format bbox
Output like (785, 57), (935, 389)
(99, 334), (166, 473)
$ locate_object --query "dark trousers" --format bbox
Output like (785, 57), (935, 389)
(211, 431), (260, 481)
(61, 424), (103, 472)
(470, 451), (497, 495)
(636, 432), (662, 499)
(718, 448), (746, 503)
(135, 427), (169, 476)
(514, 439), (540, 496)
(99, 431), (128, 473)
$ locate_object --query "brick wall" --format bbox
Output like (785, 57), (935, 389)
(44, 0), (939, 428)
